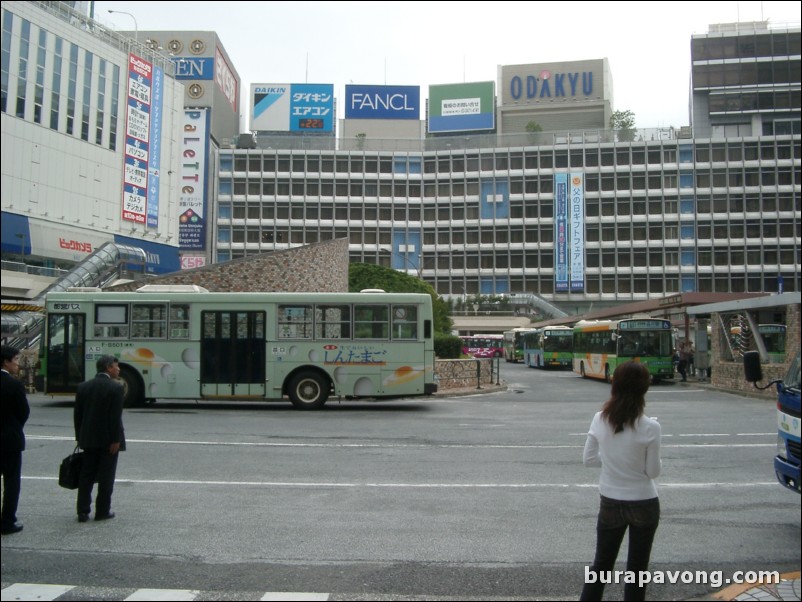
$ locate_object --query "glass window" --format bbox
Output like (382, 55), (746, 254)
(170, 304), (190, 339)
(392, 305), (418, 340)
(315, 305), (350, 339)
(277, 305), (313, 339)
(131, 304), (167, 339)
(354, 305), (389, 339)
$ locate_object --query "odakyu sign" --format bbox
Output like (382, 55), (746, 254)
(500, 59), (608, 105)
(345, 85), (420, 119)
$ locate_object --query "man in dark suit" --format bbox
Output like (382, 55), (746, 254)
(74, 354), (126, 522)
(1, 346), (30, 535)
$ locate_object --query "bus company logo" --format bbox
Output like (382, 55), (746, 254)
(323, 345), (338, 350)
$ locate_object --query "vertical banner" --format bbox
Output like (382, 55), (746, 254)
(554, 173), (569, 292)
(569, 173), (585, 292)
(121, 53), (152, 224)
(146, 65), (164, 229)
(179, 109), (209, 251)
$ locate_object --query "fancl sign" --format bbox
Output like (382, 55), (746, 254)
(345, 85), (420, 119)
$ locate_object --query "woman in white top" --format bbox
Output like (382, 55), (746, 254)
(580, 361), (662, 602)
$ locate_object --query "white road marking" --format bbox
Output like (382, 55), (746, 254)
(0, 583), (74, 601)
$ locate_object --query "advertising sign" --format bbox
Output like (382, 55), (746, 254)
(173, 57), (214, 80)
(345, 85), (420, 119)
(147, 64), (164, 229)
(427, 81), (494, 133)
(555, 173), (569, 292)
(569, 173), (585, 292)
(179, 109), (209, 251)
(121, 53), (152, 225)
(251, 83), (334, 132)
(215, 47), (238, 112)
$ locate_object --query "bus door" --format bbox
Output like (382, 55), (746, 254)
(45, 313), (86, 393)
(200, 311), (266, 398)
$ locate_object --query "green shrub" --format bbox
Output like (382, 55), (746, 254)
(435, 334), (463, 359)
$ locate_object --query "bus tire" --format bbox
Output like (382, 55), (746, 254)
(119, 366), (145, 408)
(288, 370), (329, 410)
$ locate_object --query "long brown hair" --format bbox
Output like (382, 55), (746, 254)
(601, 361), (651, 433)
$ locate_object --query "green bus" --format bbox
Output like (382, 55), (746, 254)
(523, 326), (574, 369)
(502, 327), (533, 363)
(43, 285), (437, 410)
(572, 318), (675, 382)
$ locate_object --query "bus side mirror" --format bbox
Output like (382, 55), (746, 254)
(611, 333), (619, 341)
(743, 351), (763, 383)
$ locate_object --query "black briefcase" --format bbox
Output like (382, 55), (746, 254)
(58, 446), (83, 490)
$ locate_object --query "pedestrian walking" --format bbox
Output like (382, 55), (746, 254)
(74, 355), (126, 522)
(580, 361), (662, 601)
(1, 346), (30, 535)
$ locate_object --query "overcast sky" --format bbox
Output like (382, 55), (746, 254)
(97, 1), (800, 130)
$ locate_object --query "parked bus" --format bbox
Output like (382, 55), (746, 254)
(522, 326), (574, 368)
(745, 349), (801, 494)
(460, 334), (504, 358)
(502, 327), (532, 363)
(42, 286), (437, 410)
(572, 318), (675, 382)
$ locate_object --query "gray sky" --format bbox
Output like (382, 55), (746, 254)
(98, 1), (800, 130)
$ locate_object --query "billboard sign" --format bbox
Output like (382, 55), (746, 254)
(251, 83), (334, 132)
(172, 57), (214, 80)
(345, 85), (420, 119)
(569, 173), (585, 292)
(179, 109), (209, 251)
(121, 53), (152, 225)
(555, 173), (569, 292)
(427, 81), (494, 133)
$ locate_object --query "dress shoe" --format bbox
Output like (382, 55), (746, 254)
(1, 522), (24, 535)
(77, 513), (89, 523)
(95, 512), (115, 521)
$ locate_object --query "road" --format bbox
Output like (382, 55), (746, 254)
(2, 362), (800, 600)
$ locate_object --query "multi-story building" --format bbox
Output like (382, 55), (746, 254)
(1, 1), (186, 299)
(214, 23), (799, 312)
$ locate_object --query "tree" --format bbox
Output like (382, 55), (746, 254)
(609, 110), (637, 142)
(348, 263), (453, 334)
(525, 120), (543, 133)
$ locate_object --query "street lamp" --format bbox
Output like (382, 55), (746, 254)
(380, 247), (427, 278)
(108, 9), (138, 43)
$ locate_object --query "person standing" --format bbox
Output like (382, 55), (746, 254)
(677, 341), (690, 382)
(74, 354), (126, 522)
(1, 346), (30, 535)
(580, 361), (662, 601)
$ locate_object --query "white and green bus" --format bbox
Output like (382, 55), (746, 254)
(572, 318), (675, 382)
(523, 325), (574, 369)
(43, 285), (437, 410)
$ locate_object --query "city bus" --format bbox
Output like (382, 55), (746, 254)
(523, 325), (574, 369)
(502, 327), (533, 363)
(572, 318), (675, 382)
(459, 334), (504, 358)
(42, 285), (437, 410)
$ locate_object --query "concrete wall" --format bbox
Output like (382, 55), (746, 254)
(436, 358), (498, 390)
(710, 302), (800, 398)
(109, 238), (349, 293)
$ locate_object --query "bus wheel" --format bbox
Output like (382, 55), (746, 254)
(119, 366), (145, 408)
(288, 371), (329, 410)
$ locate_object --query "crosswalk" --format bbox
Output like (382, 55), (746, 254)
(0, 583), (331, 601)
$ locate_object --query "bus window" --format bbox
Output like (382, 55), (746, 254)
(355, 305), (389, 339)
(315, 305), (350, 339)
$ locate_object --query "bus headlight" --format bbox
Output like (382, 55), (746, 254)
(777, 435), (788, 460)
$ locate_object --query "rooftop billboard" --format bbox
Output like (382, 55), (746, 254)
(251, 83), (334, 132)
(427, 81), (495, 133)
(345, 85), (420, 120)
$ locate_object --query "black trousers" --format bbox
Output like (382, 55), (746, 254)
(1, 450), (23, 527)
(580, 496), (661, 601)
(76, 448), (119, 517)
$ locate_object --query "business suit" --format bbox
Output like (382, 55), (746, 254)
(1, 368), (30, 532)
(74, 371), (125, 519)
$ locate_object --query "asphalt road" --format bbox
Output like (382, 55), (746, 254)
(2, 362), (800, 600)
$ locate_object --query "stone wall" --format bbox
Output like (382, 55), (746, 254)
(110, 238), (349, 292)
(710, 302), (800, 399)
(436, 358), (499, 390)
